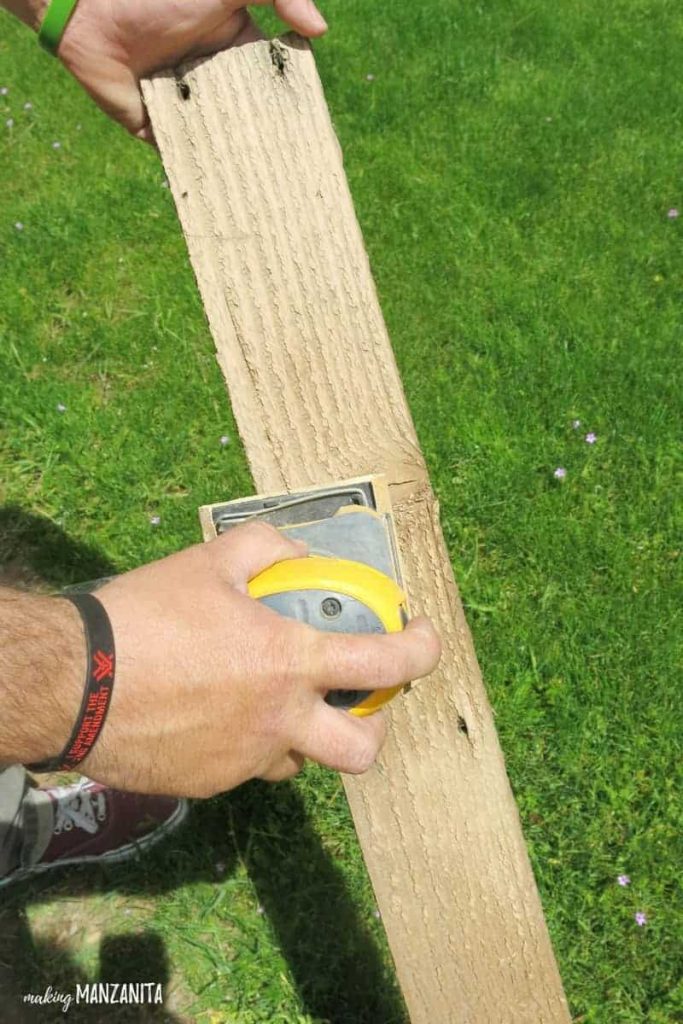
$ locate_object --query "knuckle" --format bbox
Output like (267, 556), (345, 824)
(325, 633), (369, 683)
(273, 623), (307, 687)
(275, 754), (305, 781)
(304, 628), (337, 682)
(238, 520), (281, 545)
(345, 724), (383, 774)
(346, 739), (379, 775)
(258, 749), (304, 782)
(252, 624), (310, 734)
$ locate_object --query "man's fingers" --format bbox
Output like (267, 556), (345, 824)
(134, 122), (156, 146)
(182, 10), (264, 62)
(70, 57), (148, 139)
(312, 616), (442, 692)
(275, 0), (327, 35)
(299, 705), (387, 774)
(251, 0), (328, 36)
(214, 520), (308, 589)
(259, 750), (305, 782)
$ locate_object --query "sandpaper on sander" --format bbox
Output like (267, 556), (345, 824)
(199, 477), (409, 716)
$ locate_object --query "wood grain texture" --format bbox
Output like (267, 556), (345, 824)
(143, 35), (570, 1023)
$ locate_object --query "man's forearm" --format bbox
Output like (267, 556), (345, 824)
(0, 587), (83, 766)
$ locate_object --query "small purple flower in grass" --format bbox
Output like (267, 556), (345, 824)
(553, 467), (567, 480)
(667, 208), (679, 220)
(219, 434), (231, 447)
(571, 419), (581, 430)
(635, 911), (647, 927)
(585, 432), (597, 444)
(617, 874), (631, 887)
(149, 514), (161, 527)
(56, 402), (66, 413)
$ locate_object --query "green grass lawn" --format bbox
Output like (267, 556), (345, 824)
(1, 1), (682, 1021)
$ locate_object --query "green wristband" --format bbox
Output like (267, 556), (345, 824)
(38, 0), (80, 55)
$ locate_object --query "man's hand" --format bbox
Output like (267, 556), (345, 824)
(4, 0), (328, 142)
(71, 523), (440, 797)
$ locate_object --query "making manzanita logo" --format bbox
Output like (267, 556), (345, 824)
(24, 983), (163, 1013)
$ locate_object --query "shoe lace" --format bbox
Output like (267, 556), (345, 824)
(53, 787), (107, 835)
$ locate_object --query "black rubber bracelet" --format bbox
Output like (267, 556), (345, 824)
(27, 592), (116, 773)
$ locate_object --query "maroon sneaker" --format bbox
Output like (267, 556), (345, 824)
(1, 779), (188, 888)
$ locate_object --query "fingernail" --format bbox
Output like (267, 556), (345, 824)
(310, 3), (328, 30)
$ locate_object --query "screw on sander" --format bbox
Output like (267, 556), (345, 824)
(201, 476), (409, 716)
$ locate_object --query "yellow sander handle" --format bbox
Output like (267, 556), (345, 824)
(248, 556), (408, 716)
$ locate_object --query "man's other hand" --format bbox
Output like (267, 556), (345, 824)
(55, 0), (328, 142)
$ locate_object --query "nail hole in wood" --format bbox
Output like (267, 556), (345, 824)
(270, 41), (288, 77)
(457, 715), (469, 737)
(177, 80), (191, 101)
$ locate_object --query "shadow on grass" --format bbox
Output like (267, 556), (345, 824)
(226, 781), (406, 1024)
(0, 505), (119, 591)
(0, 507), (405, 1024)
(0, 918), (182, 1024)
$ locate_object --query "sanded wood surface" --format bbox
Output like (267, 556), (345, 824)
(144, 35), (570, 1023)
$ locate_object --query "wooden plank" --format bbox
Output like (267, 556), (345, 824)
(143, 35), (570, 1024)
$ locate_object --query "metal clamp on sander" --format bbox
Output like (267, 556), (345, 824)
(199, 476), (409, 716)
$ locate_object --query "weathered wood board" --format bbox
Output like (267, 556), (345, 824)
(143, 35), (570, 1023)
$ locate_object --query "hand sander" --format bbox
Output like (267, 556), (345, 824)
(199, 476), (409, 716)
